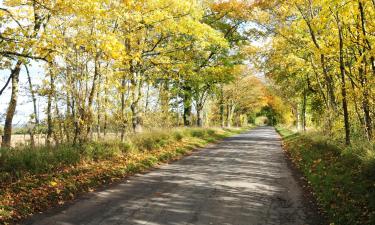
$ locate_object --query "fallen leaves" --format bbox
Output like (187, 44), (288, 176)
(0, 129), (241, 224)
(279, 128), (375, 225)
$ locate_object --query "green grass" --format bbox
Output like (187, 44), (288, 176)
(0, 127), (248, 223)
(276, 126), (375, 225)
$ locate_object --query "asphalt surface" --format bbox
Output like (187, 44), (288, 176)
(25, 126), (321, 225)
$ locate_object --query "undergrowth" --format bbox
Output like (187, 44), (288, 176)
(276, 126), (375, 225)
(0, 127), (247, 224)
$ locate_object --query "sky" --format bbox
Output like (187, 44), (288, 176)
(0, 0), (47, 126)
(0, 63), (47, 126)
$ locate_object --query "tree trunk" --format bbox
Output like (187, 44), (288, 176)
(226, 102), (235, 128)
(296, 104), (301, 131)
(362, 83), (372, 140)
(302, 89), (307, 132)
(96, 71), (101, 140)
(160, 80), (170, 126)
(196, 105), (203, 127)
(120, 77), (126, 141)
(219, 86), (225, 127)
(25, 65), (38, 147)
(2, 61), (22, 148)
(103, 77), (108, 137)
(183, 85), (192, 126)
(358, 1), (373, 140)
(358, 52), (372, 141)
(144, 82), (150, 115)
(85, 56), (100, 141)
(337, 14), (350, 145)
(65, 67), (72, 143)
(46, 70), (54, 146)
(130, 69), (143, 133)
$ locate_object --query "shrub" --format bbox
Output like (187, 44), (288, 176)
(190, 129), (206, 138)
(173, 131), (184, 141)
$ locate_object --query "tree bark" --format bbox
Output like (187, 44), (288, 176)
(219, 85), (225, 128)
(2, 61), (22, 148)
(46, 69), (54, 146)
(302, 89), (307, 132)
(183, 85), (192, 126)
(96, 66), (102, 140)
(103, 76), (108, 137)
(336, 13), (351, 145)
(25, 65), (38, 147)
(120, 77), (126, 141)
(85, 55), (100, 141)
(226, 101), (235, 128)
(160, 80), (170, 125)
(130, 68), (143, 133)
(358, 1), (373, 140)
(196, 105), (203, 127)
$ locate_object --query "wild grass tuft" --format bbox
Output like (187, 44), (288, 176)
(0, 127), (244, 183)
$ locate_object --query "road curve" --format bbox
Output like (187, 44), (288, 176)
(25, 126), (321, 225)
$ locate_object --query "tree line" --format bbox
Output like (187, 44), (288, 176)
(257, 0), (375, 145)
(0, 0), (281, 148)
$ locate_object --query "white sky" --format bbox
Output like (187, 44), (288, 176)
(0, 63), (46, 126)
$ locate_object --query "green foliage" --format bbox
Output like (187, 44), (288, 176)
(190, 129), (207, 138)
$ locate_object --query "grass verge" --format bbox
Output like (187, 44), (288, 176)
(0, 127), (248, 224)
(276, 126), (375, 225)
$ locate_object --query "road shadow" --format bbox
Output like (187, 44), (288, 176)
(25, 127), (322, 225)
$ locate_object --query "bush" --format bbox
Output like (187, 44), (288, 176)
(173, 131), (184, 141)
(190, 129), (206, 138)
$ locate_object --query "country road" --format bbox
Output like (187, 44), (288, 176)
(25, 127), (322, 225)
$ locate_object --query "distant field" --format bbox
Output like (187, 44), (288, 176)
(0, 133), (121, 147)
(0, 134), (45, 147)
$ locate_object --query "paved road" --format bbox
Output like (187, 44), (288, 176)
(25, 127), (321, 225)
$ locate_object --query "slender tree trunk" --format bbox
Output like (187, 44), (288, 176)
(53, 84), (64, 145)
(144, 82), (150, 115)
(320, 54), (336, 111)
(130, 68), (143, 133)
(296, 104), (301, 131)
(25, 65), (38, 147)
(96, 75), (101, 140)
(46, 70), (54, 146)
(358, 52), (372, 141)
(226, 102), (235, 128)
(182, 85), (192, 126)
(302, 89), (307, 132)
(160, 80), (170, 126)
(219, 85), (225, 127)
(336, 14), (350, 145)
(103, 76), (108, 137)
(120, 77), (126, 141)
(361, 75), (372, 140)
(1, 61), (22, 148)
(85, 55), (100, 141)
(65, 66), (72, 143)
(196, 104), (203, 127)
(358, 1), (373, 140)
(66, 94), (72, 143)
